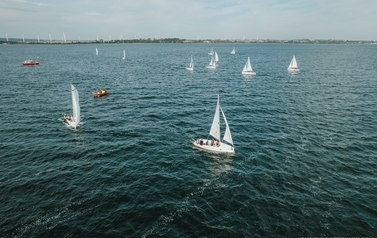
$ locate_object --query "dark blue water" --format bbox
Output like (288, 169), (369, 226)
(1, 43), (377, 237)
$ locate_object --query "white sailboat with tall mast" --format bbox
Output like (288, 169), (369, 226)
(186, 55), (194, 71)
(122, 50), (126, 60)
(95, 47), (98, 56)
(206, 55), (216, 69)
(230, 47), (235, 54)
(193, 95), (234, 154)
(242, 57), (256, 75)
(64, 84), (80, 129)
(208, 48), (214, 55)
(287, 55), (299, 71)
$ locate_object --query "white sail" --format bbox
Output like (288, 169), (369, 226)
(95, 47), (98, 56)
(66, 84), (80, 128)
(122, 50), (126, 60)
(221, 107), (233, 146)
(288, 55), (299, 71)
(230, 47), (235, 54)
(214, 52), (219, 62)
(242, 57), (255, 75)
(186, 55), (194, 70)
(209, 95), (221, 140)
(208, 48), (214, 55)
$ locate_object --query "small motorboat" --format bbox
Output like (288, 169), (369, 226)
(92, 89), (108, 97)
(22, 59), (39, 66)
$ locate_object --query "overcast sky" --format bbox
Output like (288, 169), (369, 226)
(2, 0), (377, 41)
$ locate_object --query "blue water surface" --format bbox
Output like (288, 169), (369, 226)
(0, 43), (376, 237)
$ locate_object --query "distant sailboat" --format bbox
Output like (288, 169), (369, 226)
(186, 55), (194, 71)
(122, 50), (126, 60)
(193, 95), (234, 154)
(95, 47), (98, 56)
(64, 84), (80, 129)
(287, 55), (299, 71)
(206, 55), (216, 69)
(208, 48), (214, 55)
(242, 57), (256, 75)
(214, 52), (219, 62)
(230, 47), (235, 54)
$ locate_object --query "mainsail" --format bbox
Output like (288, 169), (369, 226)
(243, 57), (252, 72)
(71, 84), (80, 127)
(209, 96), (221, 140)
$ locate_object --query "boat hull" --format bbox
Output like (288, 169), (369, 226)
(193, 139), (234, 154)
(242, 71), (256, 75)
(22, 61), (39, 66)
(92, 91), (108, 97)
(288, 68), (299, 72)
(206, 65), (216, 69)
(186, 67), (193, 71)
(64, 117), (78, 129)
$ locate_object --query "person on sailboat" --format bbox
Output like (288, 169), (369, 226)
(64, 114), (72, 121)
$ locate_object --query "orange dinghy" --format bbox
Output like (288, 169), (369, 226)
(92, 89), (108, 97)
(22, 59), (39, 66)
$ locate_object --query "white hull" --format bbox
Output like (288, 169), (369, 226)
(65, 119), (78, 129)
(193, 139), (234, 154)
(242, 71), (256, 75)
(206, 65), (216, 69)
(288, 68), (299, 72)
(186, 66), (194, 71)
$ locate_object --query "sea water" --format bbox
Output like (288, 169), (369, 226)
(0, 43), (376, 237)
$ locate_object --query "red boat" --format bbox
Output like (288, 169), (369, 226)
(22, 60), (39, 66)
(92, 89), (108, 97)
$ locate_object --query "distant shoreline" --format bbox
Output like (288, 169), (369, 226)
(1, 38), (376, 45)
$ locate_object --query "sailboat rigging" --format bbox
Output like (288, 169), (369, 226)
(186, 55), (194, 71)
(287, 55), (299, 71)
(214, 52), (219, 62)
(242, 57), (256, 75)
(206, 55), (216, 69)
(193, 95), (234, 154)
(64, 84), (80, 129)
(208, 48), (214, 55)
(230, 47), (235, 54)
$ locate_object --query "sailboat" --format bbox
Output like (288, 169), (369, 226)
(122, 50), (126, 60)
(287, 55), (299, 71)
(242, 57), (256, 75)
(193, 95), (234, 154)
(214, 52), (219, 62)
(230, 47), (235, 54)
(64, 84), (80, 129)
(95, 47), (98, 56)
(206, 55), (216, 69)
(208, 48), (214, 55)
(186, 55), (194, 71)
